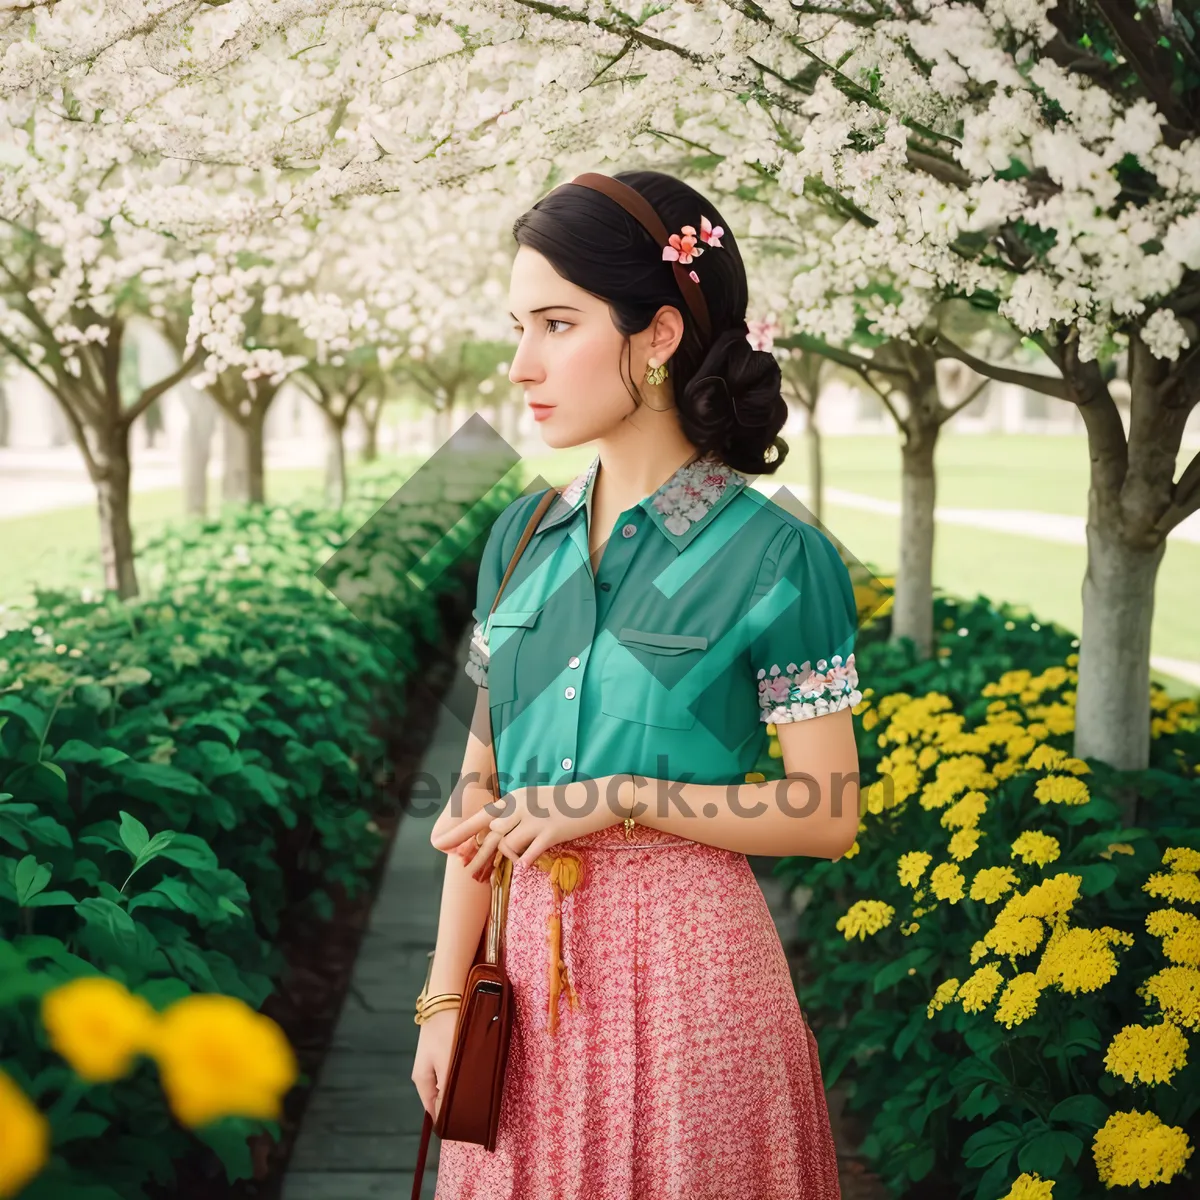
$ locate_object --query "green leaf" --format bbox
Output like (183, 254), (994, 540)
(873, 947), (934, 994)
(112, 759), (208, 797)
(26, 890), (79, 908)
(1018, 1131), (1083, 1177)
(963, 1120), (1023, 1169)
(119, 811), (150, 858)
(14, 855), (52, 905)
(53, 741), (130, 767)
(1073, 863), (1119, 896)
(1049, 1094), (1109, 1128)
(158, 834), (219, 873)
(193, 1117), (259, 1183)
(54, 1112), (111, 1142)
(0, 696), (50, 736)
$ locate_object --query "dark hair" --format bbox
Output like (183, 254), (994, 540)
(512, 169), (788, 476)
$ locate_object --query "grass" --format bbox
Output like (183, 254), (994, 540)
(0, 467), (330, 606)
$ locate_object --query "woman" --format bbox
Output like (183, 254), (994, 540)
(413, 169), (861, 1199)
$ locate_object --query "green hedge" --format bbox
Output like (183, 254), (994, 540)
(0, 464), (515, 1198)
(779, 591), (1200, 1200)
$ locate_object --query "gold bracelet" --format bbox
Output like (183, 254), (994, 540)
(414, 992), (463, 1026)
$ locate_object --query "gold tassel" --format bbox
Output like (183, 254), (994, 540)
(534, 851), (585, 1033)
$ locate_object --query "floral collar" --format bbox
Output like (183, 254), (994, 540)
(534, 449), (749, 547)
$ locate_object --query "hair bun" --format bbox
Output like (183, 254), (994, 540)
(678, 326), (788, 474)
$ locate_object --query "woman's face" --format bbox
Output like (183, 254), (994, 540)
(507, 245), (681, 449)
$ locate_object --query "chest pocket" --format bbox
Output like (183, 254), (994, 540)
(600, 627), (709, 730)
(483, 609), (542, 705)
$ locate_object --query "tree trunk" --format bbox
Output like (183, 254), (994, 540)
(325, 410), (348, 508)
(806, 411), (823, 526)
(360, 403), (381, 463)
(893, 427), (937, 658)
(91, 424), (139, 599)
(1074, 526), (1164, 772)
(221, 405), (267, 505)
(180, 387), (217, 517)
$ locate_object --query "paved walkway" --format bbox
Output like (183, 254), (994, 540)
(281, 629), (810, 1198)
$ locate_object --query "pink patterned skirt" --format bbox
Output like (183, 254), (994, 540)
(434, 822), (841, 1200)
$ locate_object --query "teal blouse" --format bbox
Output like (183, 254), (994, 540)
(464, 449), (862, 791)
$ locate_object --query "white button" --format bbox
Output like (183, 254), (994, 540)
(621, 523), (638, 538)
(564, 686), (576, 699)
(561, 757), (573, 771)
(568, 656), (580, 668)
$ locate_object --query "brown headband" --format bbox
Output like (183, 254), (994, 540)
(550, 171), (714, 340)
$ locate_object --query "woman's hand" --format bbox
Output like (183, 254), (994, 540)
(411, 1008), (459, 1121)
(430, 776), (628, 871)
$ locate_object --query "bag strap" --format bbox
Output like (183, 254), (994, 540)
(410, 487), (560, 1200)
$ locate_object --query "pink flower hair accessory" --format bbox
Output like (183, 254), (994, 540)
(663, 215), (725, 283)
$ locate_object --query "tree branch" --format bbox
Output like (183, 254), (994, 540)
(932, 334), (1069, 400)
(120, 346), (205, 430)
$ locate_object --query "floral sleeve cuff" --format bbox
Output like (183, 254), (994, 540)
(756, 653), (861, 723)
(465, 620), (489, 687)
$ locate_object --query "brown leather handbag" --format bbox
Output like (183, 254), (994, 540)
(412, 486), (560, 1200)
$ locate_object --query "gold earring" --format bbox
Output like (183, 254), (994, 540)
(645, 359), (667, 386)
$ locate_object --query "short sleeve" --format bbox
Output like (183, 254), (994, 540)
(464, 492), (542, 688)
(748, 523), (861, 723)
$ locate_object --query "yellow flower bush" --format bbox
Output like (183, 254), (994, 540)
(37, 975), (297, 1134)
(154, 993), (298, 1128)
(816, 644), (1200, 1195)
(1092, 1110), (1193, 1188)
(0, 1070), (49, 1200)
(41, 976), (159, 1082)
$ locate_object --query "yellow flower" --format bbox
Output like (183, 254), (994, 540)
(986, 911), (1045, 958)
(1009, 874), (1082, 924)
(1146, 909), (1200, 966)
(1025, 744), (1066, 771)
(999, 1170), (1055, 1200)
(897, 851), (932, 888)
(926, 977), (959, 1019)
(948, 828), (982, 861)
(1164, 846), (1200, 873)
(1092, 1110), (1192, 1187)
(1098, 842), (1135, 860)
(1138, 966), (1200, 1030)
(1033, 775), (1090, 806)
(41, 976), (159, 1083)
(153, 994), (298, 1128)
(929, 862), (966, 903)
(836, 899), (895, 941)
(0, 1070), (49, 1199)
(1010, 830), (1060, 867)
(842, 838), (861, 859)
(969, 940), (990, 964)
(994, 973), (1042, 1029)
(1103, 1021), (1189, 1085)
(958, 963), (1004, 1013)
(940, 790), (988, 830)
(1144, 871), (1200, 904)
(970, 866), (1019, 904)
(1036, 926), (1130, 995)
